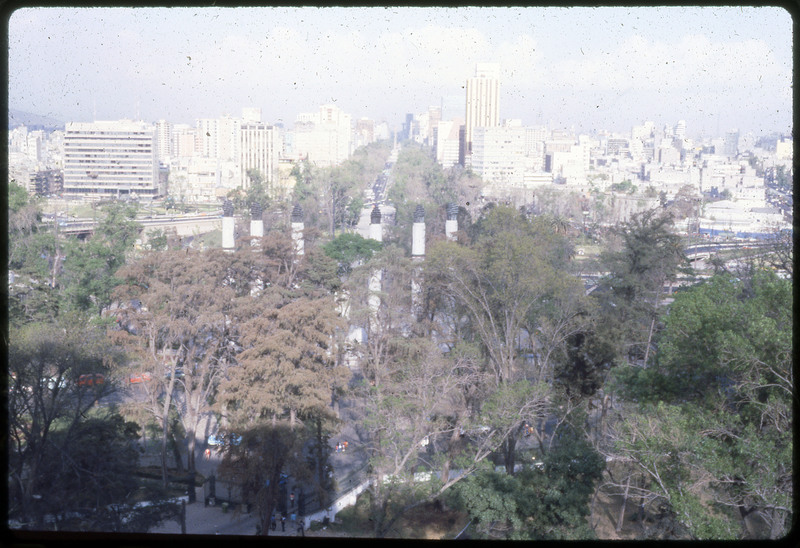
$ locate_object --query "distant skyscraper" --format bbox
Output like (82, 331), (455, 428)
(464, 62), (500, 163)
(724, 129), (740, 158)
(196, 116), (240, 162)
(435, 119), (462, 168)
(426, 106), (442, 145)
(154, 119), (173, 164)
(404, 113), (414, 140)
(674, 120), (686, 141)
(172, 124), (197, 158)
(63, 119), (158, 197)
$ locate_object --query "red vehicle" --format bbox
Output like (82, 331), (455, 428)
(78, 374), (105, 387)
(129, 372), (152, 384)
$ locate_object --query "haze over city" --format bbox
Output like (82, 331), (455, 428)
(8, 6), (793, 137)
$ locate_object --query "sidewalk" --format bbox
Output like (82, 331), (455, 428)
(148, 486), (304, 536)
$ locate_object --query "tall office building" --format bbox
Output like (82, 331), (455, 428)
(172, 124), (197, 158)
(426, 106), (442, 146)
(464, 63), (500, 163)
(674, 120), (686, 141)
(292, 104), (352, 167)
(196, 116), (240, 162)
(63, 120), (159, 197)
(724, 129), (740, 158)
(240, 121), (280, 188)
(154, 119), (173, 164)
(435, 119), (462, 168)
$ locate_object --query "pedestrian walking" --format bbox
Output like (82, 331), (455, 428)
(204, 448), (211, 460)
(281, 515), (286, 531)
(271, 517), (277, 531)
(290, 491), (295, 508)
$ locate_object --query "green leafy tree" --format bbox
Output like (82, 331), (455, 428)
(60, 201), (141, 314)
(8, 179), (31, 212)
(290, 142), (390, 235)
(322, 232), (383, 276)
(597, 209), (689, 367)
(8, 321), (119, 528)
(424, 205), (580, 473)
(606, 270), (792, 539)
(449, 427), (604, 539)
(227, 168), (270, 213)
(611, 179), (638, 194)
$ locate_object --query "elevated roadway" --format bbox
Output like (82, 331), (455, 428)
(48, 211), (224, 239)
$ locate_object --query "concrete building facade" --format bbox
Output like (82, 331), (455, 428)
(293, 104), (352, 167)
(240, 121), (280, 188)
(63, 120), (159, 197)
(464, 63), (500, 161)
(471, 125), (527, 186)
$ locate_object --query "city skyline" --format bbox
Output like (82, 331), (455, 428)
(8, 6), (793, 137)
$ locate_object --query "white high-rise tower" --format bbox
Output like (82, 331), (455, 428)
(464, 63), (500, 163)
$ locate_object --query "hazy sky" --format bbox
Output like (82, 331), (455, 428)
(8, 6), (793, 137)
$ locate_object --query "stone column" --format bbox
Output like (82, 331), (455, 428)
(411, 204), (425, 316)
(368, 204), (382, 318)
(412, 204), (425, 259)
(291, 204), (304, 256)
(250, 202), (264, 244)
(222, 199), (235, 252)
(445, 202), (458, 241)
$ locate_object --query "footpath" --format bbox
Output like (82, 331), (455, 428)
(148, 485), (305, 536)
(147, 400), (371, 537)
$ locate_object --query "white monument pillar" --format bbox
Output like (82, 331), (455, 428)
(368, 204), (382, 317)
(291, 204), (304, 256)
(222, 199), (235, 252)
(250, 202), (264, 245)
(411, 204), (425, 317)
(445, 203), (458, 241)
(412, 204), (425, 259)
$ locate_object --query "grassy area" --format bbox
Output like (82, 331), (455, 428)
(194, 229), (222, 249)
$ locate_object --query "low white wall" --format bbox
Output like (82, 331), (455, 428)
(302, 479), (371, 529)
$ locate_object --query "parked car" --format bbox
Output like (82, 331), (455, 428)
(164, 368), (184, 380)
(129, 372), (153, 383)
(208, 433), (242, 447)
(46, 376), (68, 390)
(78, 374), (105, 387)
